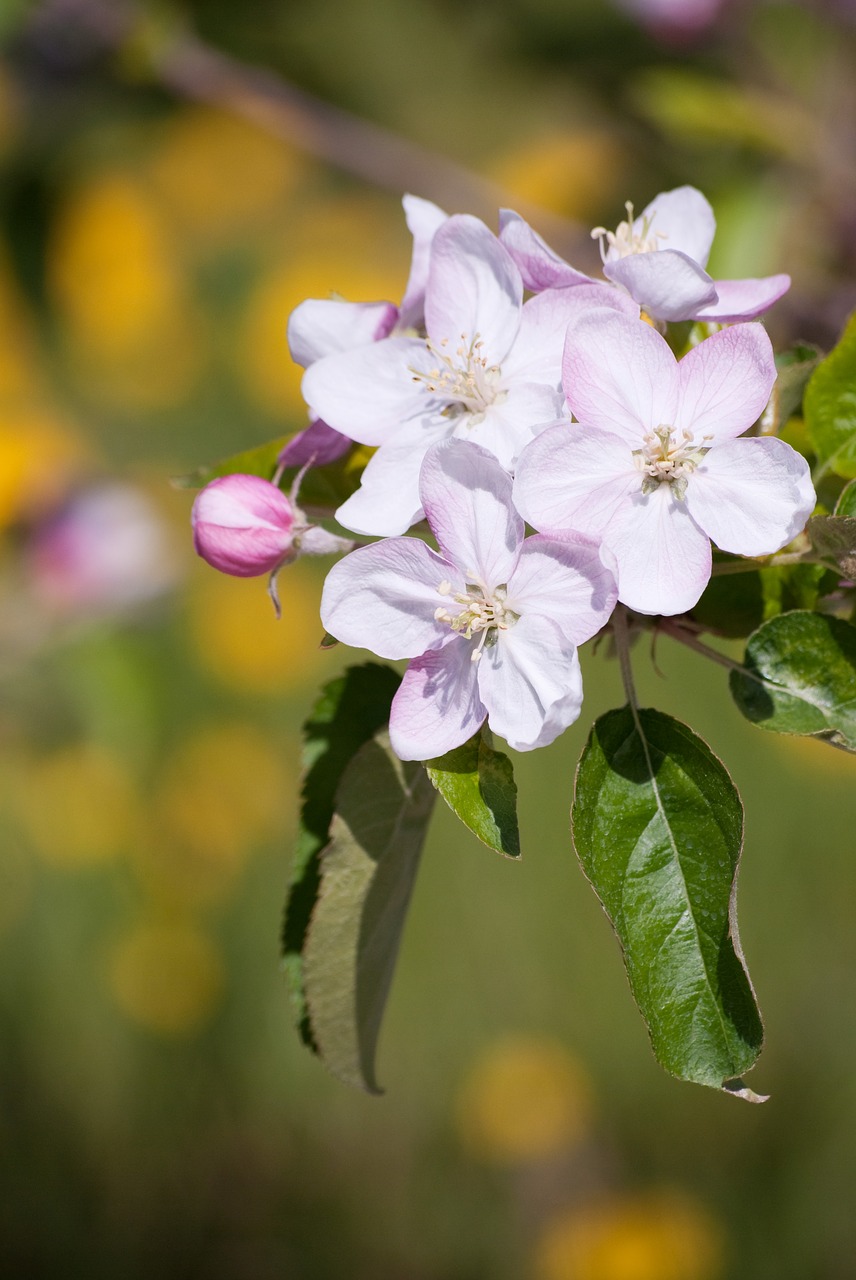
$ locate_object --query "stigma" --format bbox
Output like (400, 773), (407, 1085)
(411, 332), (507, 425)
(591, 201), (667, 264)
(434, 579), (518, 662)
(632, 425), (711, 501)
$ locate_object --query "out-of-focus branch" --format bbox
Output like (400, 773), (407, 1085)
(24, 0), (596, 265)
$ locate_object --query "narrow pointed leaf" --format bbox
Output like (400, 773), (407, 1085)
(573, 707), (764, 1096)
(424, 728), (520, 858)
(805, 311), (856, 477)
(729, 611), (856, 750)
(282, 664), (401, 1049)
(303, 730), (436, 1092)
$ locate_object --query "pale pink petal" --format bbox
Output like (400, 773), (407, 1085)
(605, 485), (712, 616)
(419, 439), (523, 586)
(514, 425), (638, 536)
(287, 298), (398, 368)
(689, 274), (791, 323)
(498, 209), (594, 291)
(399, 194), (449, 331)
(278, 419), (351, 468)
(192, 475), (294, 576)
(563, 311), (679, 442)
(675, 323), (775, 445)
(301, 336), (430, 446)
(335, 417), (450, 536)
(425, 215), (523, 364)
(503, 284), (639, 385)
(459, 382), (566, 469)
(320, 539), (461, 659)
(603, 250), (717, 321)
(478, 614), (583, 751)
(685, 437), (816, 556)
(637, 186), (716, 266)
(390, 643), (486, 760)
(508, 534), (618, 645)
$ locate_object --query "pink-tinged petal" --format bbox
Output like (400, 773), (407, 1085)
(605, 485), (712, 616)
(479, 614), (583, 751)
(503, 284), (640, 385)
(192, 475), (294, 576)
(685, 437), (816, 557)
(335, 417), (451, 536)
(675, 323), (775, 445)
(689, 274), (791, 323)
(301, 336), (430, 446)
(637, 186), (716, 266)
(563, 310), (679, 442)
(390, 643), (486, 760)
(459, 382), (566, 470)
(278, 419), (351, 468)
(603, 250), (717, 322)
(419, 438), (523, 586)
(399, 194), (448, 331)
(320, 539), (461, 659)
(508, 533), (618, 645)
(514, 425), (638, 536)
(425, 215), (523, 363)
(498, 209), (594, 292)
(287, 298), (398, 368)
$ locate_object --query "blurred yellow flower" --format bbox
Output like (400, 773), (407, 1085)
(109, 917), (225, 1035)
(14, 744), (138, 867)
(456, 1035), (593, 1163)
(535, 1190), (725, 1280)
(492, 130), (624, 220)
(187, 558), (327, 694)
(149, 106), (304, 244)
(48, 172), (202, 408)
(136, 722), (293, 906)
(0, 409), (86, 529)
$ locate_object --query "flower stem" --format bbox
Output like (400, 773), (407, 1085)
(710, 551), (817, 577)
(612, 604), (639, 713)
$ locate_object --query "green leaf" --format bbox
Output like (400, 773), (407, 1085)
(424, 728), (520, 858)
(804, 311), (856, 478)
(691, 560), (765, 638)
(835, 479), (856, 518)
(807, 514), (856, 577)
(729, 611), (856, 751)
(173, 437), (289, 489)
(760, 343), (823, 434)
(573, 707), (764, 1097)
(282, 664), (401, 1050)
(302, 729), (436, 1092)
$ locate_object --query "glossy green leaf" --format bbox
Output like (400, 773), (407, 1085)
(729, 611), (856, 751)
(302, 730), (436, 1092)
(282, 664), (401, 1049)
(424, 728), (520, 858)
(834, 479), (856, 518)
(573, 707), (764, 1097)
(804, 311), (856, 478)
(807, 514), (856, 577)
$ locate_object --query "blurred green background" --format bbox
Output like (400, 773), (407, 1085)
(1, 1), (856, 1276)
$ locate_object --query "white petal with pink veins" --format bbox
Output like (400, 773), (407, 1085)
(478, 614), (583, 751)
(287, 298), (398, 368)
(390, 643), (486, 760)
(301, 336), (431, 446)
(425, 215), (523, 363)
(508, 534), (618, 646)
(603, 250), (717, 322)
(689, 275), (791, 323)
(605, 484), (712, 616)
(514, 425), (639, 537)
(635, 186), (716, 266)
(675, 323), (776, 445)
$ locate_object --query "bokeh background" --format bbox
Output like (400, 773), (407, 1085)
(1, 1), (856, 1276)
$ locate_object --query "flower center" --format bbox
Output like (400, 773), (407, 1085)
(633, 425), (711, 501)
(411, 333), (506, 425)
(590, 201), (667, 264)
(434, 578), (518, 663)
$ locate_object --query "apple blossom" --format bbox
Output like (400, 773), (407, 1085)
(513, 309), (816, 617)
(303, 215), (636, 537)
(320, 438), (618, 759)
(500, 186), (790, 324)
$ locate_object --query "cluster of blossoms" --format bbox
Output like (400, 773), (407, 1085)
(192, 187), (815, 761)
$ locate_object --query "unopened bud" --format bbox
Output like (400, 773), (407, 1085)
(191, 474), (296, 577)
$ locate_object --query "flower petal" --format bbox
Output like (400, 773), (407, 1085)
(419, 438), (523, 585)
(335, 415), (451, 536)
(399, 194), (449, 331)
(301, 336), (430, 446)
(503, 284), (639, 385)
(605, 484), (712, 616)
(638, 186), (716, 266)
(675, 323), (776, 445)
(458, 381), (566, 470)
(689, 274), (791, 323)
(685, 437), (816, 556)
(498, 209), (594, 291)
(562, 310), (679, 443)
(508, 533), (618, 645)
(514, 425), (638, 536)
(278, 419), (351, 468)
(603, 250), (717, 322)
(478, 614), (583, 751)
(320, 538), (461, 658)
(287, 298), (398, 368)
(425, 215), (523, 363)
(390, 642), (486, 760)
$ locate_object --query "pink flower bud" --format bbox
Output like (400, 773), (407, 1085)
(191, 474), (296, 577)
